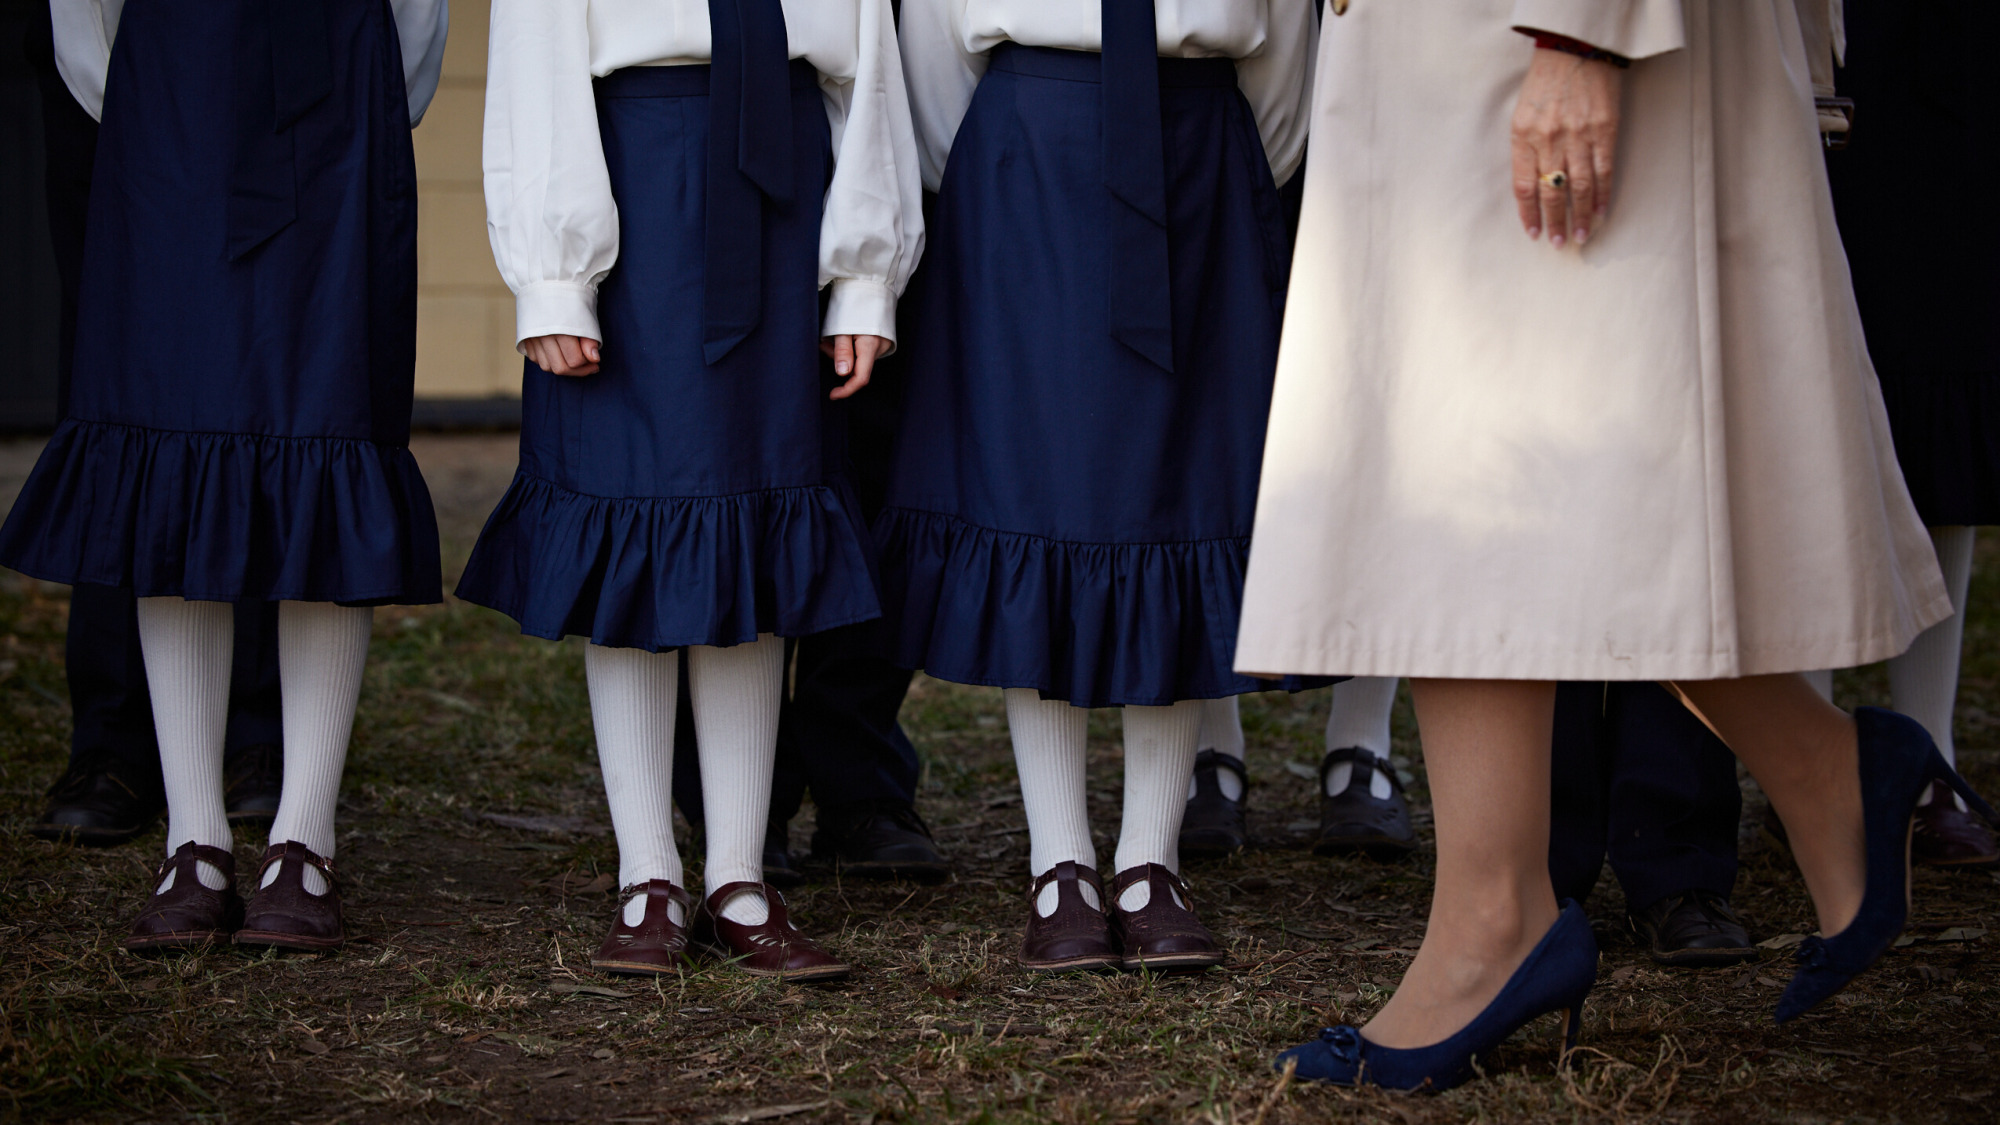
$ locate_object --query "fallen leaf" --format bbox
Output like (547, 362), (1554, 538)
(551, 980), (635, 1000)
(1934, 927), (1986, 942)
(592, 1048), (616, 1060)
(531, 1067), (573, 1080)
(935, 922), (964, 935)
(925, 981), (962, 1001)
(459, 1031), (489, 1044)
(427, 690), (481, 713)
(1893, 935), (1918, 948)
(1610, 966), (1636, 983)
(299, 1038), (330, 1056)
(1284, 761), (1320, 781)
(481, 812), (609, 836)
(711, 1101), (831, 1124)
(1755, 975), (1784, 988)
(1756, 933), (1808, 950)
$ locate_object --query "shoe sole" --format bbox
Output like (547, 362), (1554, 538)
(235, 930), (344, 952)
(1915, 854), (2000, 870)
(124, 931), (229, 953)
(1646, 947), (1757, 968)
(1018, 955), (1121, 973)
(692, 941), (853, 982)
(592, 958), (684, 977)
(1121, 952), (1226, 972)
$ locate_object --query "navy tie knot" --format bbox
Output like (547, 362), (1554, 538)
(1101, 0), (1174, 371)
(704, 0), (796, 365)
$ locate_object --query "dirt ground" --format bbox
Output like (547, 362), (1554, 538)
(2, 435), (1996, 1124)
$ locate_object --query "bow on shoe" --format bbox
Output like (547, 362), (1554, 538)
(1317, 1025), (1364, 1063)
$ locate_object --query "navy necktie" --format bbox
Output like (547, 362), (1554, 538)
(1102, 0), (1174, 372)
(227, 0), (333, 261)
(704, 0), (795, 365)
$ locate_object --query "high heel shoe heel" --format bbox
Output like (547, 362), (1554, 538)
(1776, 707), (1997, 1023)
(1274, 900), (1598, 1092)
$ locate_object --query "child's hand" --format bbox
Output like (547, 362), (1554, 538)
(524, 334), (602, 376)
(821, 335), (890, 400)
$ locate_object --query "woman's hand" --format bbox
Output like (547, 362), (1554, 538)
(523, 334), (602, 377)
(821, 335), (890, 400)
(1510, 48), (1625, 247)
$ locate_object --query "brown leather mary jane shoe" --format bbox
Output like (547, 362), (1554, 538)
(125, 842), (244, 953)
(236, 841), (344, 952)
(1018, 861), (1119, 973)
(690, 881), (851, 982)
(593, 880), (695, 976)
(1913, 781), (2000, 868)
(1110, 863), (1225, 972)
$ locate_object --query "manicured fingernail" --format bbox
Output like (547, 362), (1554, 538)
(1574, 227), (1589, 245)
(1527, 226), (1542, 241)
(837, 361), (850, 374)
(1550, 232), (1565, 248)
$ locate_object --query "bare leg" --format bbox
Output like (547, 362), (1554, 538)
(1361, 679), (1561, 1049)
(1673, 674), (1864, 935)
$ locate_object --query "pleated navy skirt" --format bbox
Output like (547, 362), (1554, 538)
(0, 0), (441, 605)
(454, 62), (880, 652)
(877, 45), (1305, 707)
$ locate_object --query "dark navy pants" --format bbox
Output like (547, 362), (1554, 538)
(671, 335), (920, 826)
(1548, 682), (1741, 911)
(28, 5), (282, 787)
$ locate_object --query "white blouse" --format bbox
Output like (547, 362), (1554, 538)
(899, 0), (1319, 192)
(484, 0), (925, 349)
(48, 0), (451, 125)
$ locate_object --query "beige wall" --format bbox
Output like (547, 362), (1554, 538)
(412, 3), (520, 399)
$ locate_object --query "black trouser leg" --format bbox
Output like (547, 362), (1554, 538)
(1601, 683), (1741, 911)
(223, 602), (284, 764)
(778, 625), (920, 823)
(62, 586), (163, 798)
(1548, 682), (1614, 905)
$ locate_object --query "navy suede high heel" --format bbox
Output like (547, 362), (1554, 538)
(1775, 707), (1997, 1023)
(1275, 900), (1598, 1092)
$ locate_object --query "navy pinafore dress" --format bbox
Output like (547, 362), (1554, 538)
(876, 41), (1308, 708)
(453, 61), (879, 651)
(0, 0), (441, 605)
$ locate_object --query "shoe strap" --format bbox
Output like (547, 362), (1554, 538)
(1027, 860), (1106, 911)
(161, 840), (237, 881)
(255, 840), (338, 887)
(1109, 862), (1195, 912)
(1193, 749), (1247, 789)
(1320, 746), (1402, 795)
(622, 878), (694, 913)
(705, 880), (793, 931)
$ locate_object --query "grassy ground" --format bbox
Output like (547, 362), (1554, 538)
(2, 436), (1997, 1123)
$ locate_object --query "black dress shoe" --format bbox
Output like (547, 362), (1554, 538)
(764, 822), (807, 888)
(224, 741), (283, 827)
(811, 801), (951, 883)
(1628, 890), (1756, 967)
(1313, 747), (1417, 860)
(1180, 750), (1248, 858)
(29, 759), (164, 846)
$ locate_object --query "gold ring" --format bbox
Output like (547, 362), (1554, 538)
(1540, 170), (1568, 189)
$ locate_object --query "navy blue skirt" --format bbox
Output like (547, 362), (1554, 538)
(0, 0), (440, 605)
(454, 63), (880, 651)
(878, 46), (1302, 707)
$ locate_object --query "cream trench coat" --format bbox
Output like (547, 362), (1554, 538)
(1234, 0), (1949, 682)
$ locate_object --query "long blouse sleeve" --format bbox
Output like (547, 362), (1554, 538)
(900, 1), (1318, 191)
(483, 0), (616, 345)
(50, 0), (450, 124)
(1508, 0), (1686, 60)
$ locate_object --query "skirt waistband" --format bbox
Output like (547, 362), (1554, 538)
(987, 42), (1239, 88)
(595, 57), (819, 99)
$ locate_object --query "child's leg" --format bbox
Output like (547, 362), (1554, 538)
(264, 602), (371, 895)
(1324, 676), (1399, 797)
(586, 644), (686, 925)
(1005, 688), (1096, 914)
(1892, 526), (1975, 806)
(1191, 696), (1245, 800)
(688, 634), (785, 925)
(1114, 701), (1203, 909)
(135, 597), (234, 891)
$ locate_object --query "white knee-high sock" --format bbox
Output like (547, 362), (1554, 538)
(263, 602), (371, 895)
(1005, 688), (1097, 916)
(689, 634), (785, 925)
(1115, 701), (1202, 910)
(1190, 697), (1246, 801)
(1894, 526), (1975, 806)
(586, 644), (686, 926)
(136, 597), (235, 892)
(1324, 676), (1399, 798)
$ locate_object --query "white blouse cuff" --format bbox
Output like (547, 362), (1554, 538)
(514, 281), (603, 349)
(821, 278), (900, 353)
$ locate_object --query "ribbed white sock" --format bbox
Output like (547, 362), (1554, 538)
(262, 602), (371, 895)
(689, 634), (784, 926)
(586, 644), (687, 926)
(1114, 701), (1202, 910)
(1324, 676), (1398, 798)
(136, 597), (235, 892)
(1895, 526), (1975, 807)
(1005, 688), (1098, 916)
(1190, 697), (1246, 801)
